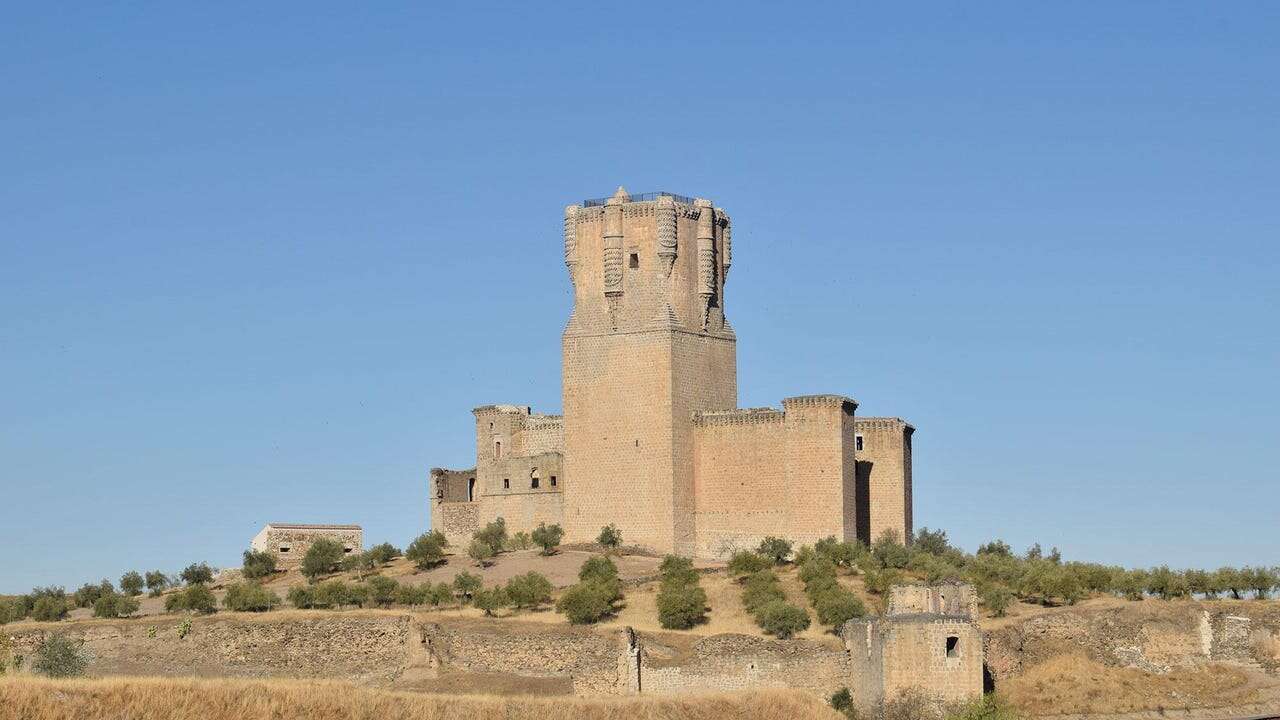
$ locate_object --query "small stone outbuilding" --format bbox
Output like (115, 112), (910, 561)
(250, 523), (363, 566)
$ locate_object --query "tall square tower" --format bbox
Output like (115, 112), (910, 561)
(561, 188), (737, 555)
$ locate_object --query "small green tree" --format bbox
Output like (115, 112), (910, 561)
(757, 537), (793, 565)
(756, 600), (810, 639)
(505, 572), (553, 609)
(119, 571), (145, 597)
(180, 563), (214, 586)
(473, 518), (508, 555)
(980, 583), (1014, 617)
(73, 581), (112, 608)
(33, 633), (88, 677)
(597, 524), (623, 551)
(394, 584), (429, 606)
(368, 542), (402, 565)
(473, 586), (510, 617)
(93, 592), (140, 618)
(468, 538), (497, 567)
(555, 581), (618, 624)
(728, 551), (772, 578)
(531, 522), (565, 556)
(287, 585), (316, 609)
(241, 549), (278, 580)
(657, 582), (708, 630)
(508, 531), (532, 551)
(223, 582), (279, 612)
(300, 538), (345, 581)
(578, 555), (619, 584)
(341, 550), (378, 578)
(366, 575), (399, 607)
(406, 531), (449, 570)
(977, 539), (1013, 557)
(452, 571), (483, 604)
(30, 595), (70, 622)
(144, 571), (169, 597)
(165, 584), (216, 614)
(430, 582), (455, 606)
(871, 530), (910, 569)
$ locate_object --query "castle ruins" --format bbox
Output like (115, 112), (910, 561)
(430, 187), (914, 558)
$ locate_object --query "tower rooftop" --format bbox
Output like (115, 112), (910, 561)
(581, 190), (696, 207)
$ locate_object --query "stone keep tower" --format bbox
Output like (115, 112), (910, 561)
(562, 188), (737, 555)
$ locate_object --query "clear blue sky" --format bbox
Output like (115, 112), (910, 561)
(2, 3), (1277, 594)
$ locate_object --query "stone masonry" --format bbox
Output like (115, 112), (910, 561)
(250, 523), (363, 566)
(429, 187), (914, 556)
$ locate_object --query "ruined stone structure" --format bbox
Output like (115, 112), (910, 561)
(250, 523), (363, 566)
(844, 583), (985, 713)
(430, 188), (914, 556)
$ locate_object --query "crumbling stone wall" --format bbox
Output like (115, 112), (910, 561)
(250, 524), (363, 567)
(641, 633), (850, 696)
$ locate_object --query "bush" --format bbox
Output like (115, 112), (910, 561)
(406, 531), (449, 570)
(913, 527), (952, 556)
(223, 582), (279, 612)
(871, 530), (910, 569)
(756, 600), (810, 639)
(505, 572), (553, 609)
(556, 581), (619, 624)
(180, 563), (215, 586)
(311, 579), (366, 609)
(813, 591), (865, 629)
(145, 571), (169, 597)
(165, 584), (216, 614)
(473, 586), (510, 617)
(33, 633), (87, 677)
(531, 522), (565, 556)
(366, 575), (399, 607)
(659, 556), (700, 589)
(862, 565), (901, 595)
(453, 571), (483, 604)
(93, 592), (140, 618)
(474, 518), (508, 555)
(977, 539), (1013, 557)
(508, 531), (531, 551)
(368, 542), (402, 565)
(597, 524), (623, 551)
(579, 555), (620, 584)
(980, 583), (1014, 617)
(742, 571), (787, 615)
(728, 551), (772, 578)
(300, 539), (346, 581)
(394, 583), (429, 606)
(119, 571), (145, 597)
(946, 693), (1021, 720)
(468, 538), (497, 567)
(287, 585), (315, 609)
(73, 581), (112, 609)
(31, 595), (70, 622)
(657, 582), (708, 630)
(757, 537), (793, 565)
(815, 536), (863, 569)
(430, 582), (455, 606)
(341, 550), (378, 578)
(0, 598), (20, 625)
(241, 549), (278, 580)
(829, 687), (858, 719)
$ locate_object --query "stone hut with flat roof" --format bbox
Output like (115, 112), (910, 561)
(250, 523), (363, 566)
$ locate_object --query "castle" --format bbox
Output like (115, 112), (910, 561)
(430, 188), (914, 558)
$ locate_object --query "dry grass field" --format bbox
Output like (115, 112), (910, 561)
(0, 676), (842, 720)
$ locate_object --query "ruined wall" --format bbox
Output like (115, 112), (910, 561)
(855, 418), (913, 545)
(641, 633), (849, 696)
(431, 468), (475, 504)
(250, 526), (363, 567)
(431, 501), (480, 545)
(881, 619), (983, 705)
(889, 583), (979, 618)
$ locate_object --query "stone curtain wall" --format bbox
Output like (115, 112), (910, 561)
(854, 418), (913, 545)
(642, 634), (849, 696)
(432, 501), (480, 544)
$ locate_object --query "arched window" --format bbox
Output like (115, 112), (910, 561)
(494, 440), (502, 459)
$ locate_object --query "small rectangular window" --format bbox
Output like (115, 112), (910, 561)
(855, 434), (864, 452)
(503, 478), (510, 489)
(629, 253), (639, 269)
(550, 475), (557, 487)
(946, 636), (959, 658)
(279, 546), (290, 553)
(343, 547), (353, 554)
(531, 477), (540, 489)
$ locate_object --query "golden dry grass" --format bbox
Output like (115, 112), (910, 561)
(0, 676), (842, 720)
(1000, 653), (1265, 716)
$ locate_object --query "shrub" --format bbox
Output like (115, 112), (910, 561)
(73, 581), (112, 609)
(473, 586), (510, 617)
(579, 555), (620, 584)
(241, 549), (277, 580)
(597, 524), (623, 551)
(980, 583), (1014, 617)
(505, 572), (553, 609)
(30, 595), (70, 622)
(145, 571), (169, 597)
(977, 539), (1013, 557)
(406, 531), (449, 570)
(468, 538), (497, 567)
(119, 571), (145, 597)
(430, 582), (456, 606)
(913, 527), (952, 556)
(312, 580), (365, 609)
(287, 585), (315, 609)
(366, 575), (399, 607)
(0, 598), (19, 625)
(368, 542), (402, 565)
(531, 522), (565, 556)
(814, 591), (865, 629)
(757, 537), (793, 565)
(223, 582), (279, 612)
(830, 687), (857, 719)
(180, 563), (215, 586)
(33, 633), (87, 677)
(871, 530), (910, 569)
(556, 581), (619, 624)
(756, 600), (810, 639)
(862, 565), (901, 595)
(301, 539), (346, 581)
(815, 536), (863, 569)
(394, 583), (429, 606)
(728, 551), (772, 578)
(659, 556), (699, 589)
(341, 550), (378, 578)
(453, 571), (483, 604)
(165, 584), (216, 614)
(93, 593), (139, 618)
(508, 531), (531, 551)
(742, 571), (787, 612)
(474, 518), (508, 555)
(946, 693), (1021, 720)
(657, 582), (708, 630)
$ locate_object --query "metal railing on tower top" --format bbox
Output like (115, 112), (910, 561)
(581, 191), (695, 207)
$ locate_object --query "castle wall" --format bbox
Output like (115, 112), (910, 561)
(855, 418), (914, 545)
(783, 396), (859, 548)
(691, 410), (787, 558)
(880, 619), (983, 706)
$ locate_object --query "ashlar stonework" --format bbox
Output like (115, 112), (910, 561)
(429, 188), (914, 556)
